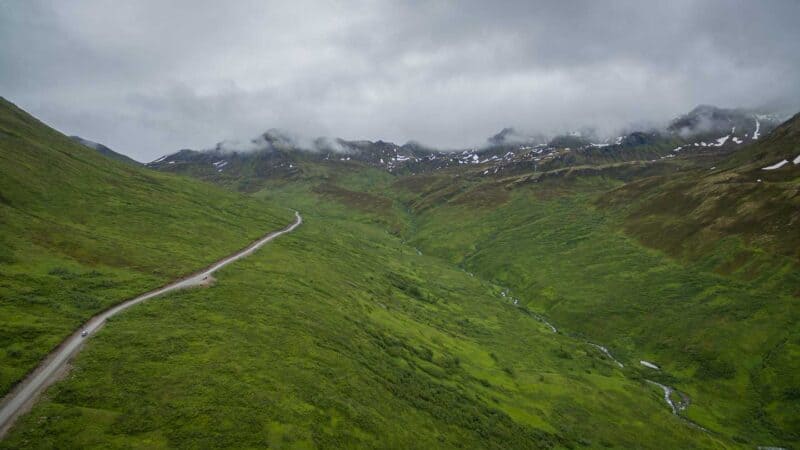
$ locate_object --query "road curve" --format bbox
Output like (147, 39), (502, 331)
(0, 211), (302, 438)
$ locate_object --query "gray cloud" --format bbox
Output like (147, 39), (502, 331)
(1, 0), (799, 161)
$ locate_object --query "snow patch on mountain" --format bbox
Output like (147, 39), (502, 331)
(640, 360), (660, 370)
(762, 160), (788, 170)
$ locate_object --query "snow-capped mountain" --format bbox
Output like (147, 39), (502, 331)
(147, 105), (786, 184)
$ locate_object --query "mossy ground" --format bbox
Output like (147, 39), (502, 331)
(2, 193), (727, 449)
(0, 98), (291, 395)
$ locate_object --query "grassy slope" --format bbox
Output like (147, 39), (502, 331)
(1, 188), (726, 449)
(604, 113), (800, 263)
(143, 147), (798, 447)
(0, 98), (291, 395)
(3, 99), (794, 448)
(252, 136), (797, 446)
(398, 166), (798, 446)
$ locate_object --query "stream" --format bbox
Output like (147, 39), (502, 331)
(645, 380), (690, 414)
(499, 286), (694, 420)
(589, 343), (624, 368)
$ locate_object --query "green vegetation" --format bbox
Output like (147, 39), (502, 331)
(395, 172), (798, 446)
(2, 194), (726, 449)
(248, 145), (799, 447)
(0, 98), (291, 395)
(2, 99), (798, 448)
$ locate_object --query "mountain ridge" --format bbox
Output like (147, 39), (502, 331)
(69, 135), (141, 166)
(146, 104), (788, 193)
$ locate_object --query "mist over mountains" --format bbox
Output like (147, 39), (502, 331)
(3, 1), (799, 161)
(159, 105), (786, 158)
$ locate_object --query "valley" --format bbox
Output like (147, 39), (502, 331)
(3, 3), (799, 448)
(0, 98), (797, 448)
(0, 190), (727, 449)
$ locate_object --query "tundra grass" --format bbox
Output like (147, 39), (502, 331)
(0, 98), (292, 395)
(2, 195), (728, 449)
(402, 176), (799, 447)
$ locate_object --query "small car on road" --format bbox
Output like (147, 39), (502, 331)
(81, 330), (88, 337)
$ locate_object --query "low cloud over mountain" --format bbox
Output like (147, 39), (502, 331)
(2, 0), (799, 161)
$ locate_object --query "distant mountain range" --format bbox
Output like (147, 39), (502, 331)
(145, 105), (789, 189)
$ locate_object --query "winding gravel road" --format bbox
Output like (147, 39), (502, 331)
(0, 211), (302, 438)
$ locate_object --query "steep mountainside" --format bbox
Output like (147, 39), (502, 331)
(668, 105), (781, 140)
(605, 112), (800, 261)
(0, 97), (290, 395)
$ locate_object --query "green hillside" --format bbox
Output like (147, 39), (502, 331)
(1, 99), (797, 448)
(604, 112), (800, 261)
(161, 116), (799, 445)
(1, 189), (726, 449)
(399, 177), (797, 446)
(391, 119), (799, 446)
(0, 97), (291, 396)
(130, 113), (795, 447)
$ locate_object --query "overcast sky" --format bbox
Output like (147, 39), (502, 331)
(2, 0), (799, 161)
